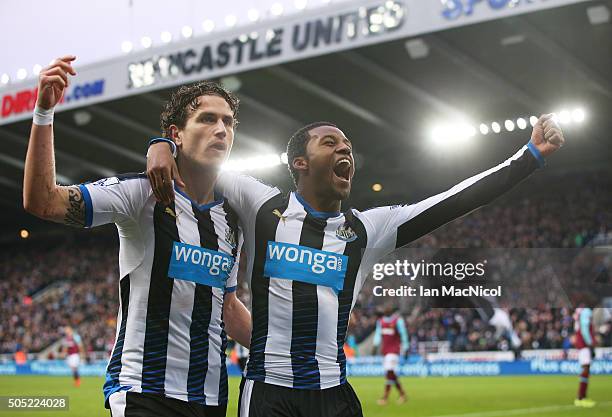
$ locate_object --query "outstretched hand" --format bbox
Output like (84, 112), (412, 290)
(530, 114), (565, 157)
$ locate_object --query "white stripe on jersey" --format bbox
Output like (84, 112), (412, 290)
(204, 203), (235, 405)
(315, 219), (347, 388)
(263, 195), (304, 386)
(163, 194), (198, 401)
(204, 204), (237, 405)
(203, 287), (224, 406)
(108, 390), (128, 417)
(239, 379), (255, 417)
(118, 269), (149, 392)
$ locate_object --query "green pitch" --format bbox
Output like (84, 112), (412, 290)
(0, 375), (610, 416)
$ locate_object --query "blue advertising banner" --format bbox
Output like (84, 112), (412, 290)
(1, 358), (611, 377)
(346, 358), (612, 377)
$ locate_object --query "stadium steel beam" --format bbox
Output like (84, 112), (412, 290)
(507, 18), (612, 99)
(238, 93), (303, 129)
(0, 153), (72, 184)
(265, 66), (401, 136)
(339, 51), (467, 120)
(138, 92), (284, 154)
(139, 86), (302, 129)
(426, 35), (547, 111)
(89, 105), (160, 138)
(0, 128), (115, 178)
(54, 122), (146, 165)
(0, 176), (20, 190)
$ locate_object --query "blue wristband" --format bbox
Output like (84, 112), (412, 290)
(526, 141), (545, 168)
(148, 138), (177, 158)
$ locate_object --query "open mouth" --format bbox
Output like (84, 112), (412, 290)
(209, 142), (227, 152)
(333, 158), (352, 182)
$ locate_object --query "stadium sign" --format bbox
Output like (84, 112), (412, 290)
(0, 79), (105, 120)
(0, 0), (587, 126)
(2, 358), (612, 377)
(346, 358), (612, 377)
(127, 2), (404, 90)
(440, 0), (560, 21)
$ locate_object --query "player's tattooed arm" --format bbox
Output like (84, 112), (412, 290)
(62, 186), (86, 227)
(24, 182), (87, 227)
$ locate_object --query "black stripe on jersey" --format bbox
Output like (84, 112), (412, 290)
(114, 172), (148, 181)
(141, 202), (179, 393)
(337, 211), (368, 384)
(187, 204), (217, 402)
(246, 194), (289, 381)
(105, 274), (130, 392)
(290, 213), (326, 389)
(222, 199), (240, 258)
(395, 150), (539, 248)
(217, 319), (229, 403)
(219, 199), (238, 399)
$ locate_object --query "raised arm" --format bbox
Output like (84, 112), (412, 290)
(23, 56), (82, 226)
(360, 114), (565, 250)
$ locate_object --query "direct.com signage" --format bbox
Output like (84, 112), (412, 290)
(1, 79), (105, 120)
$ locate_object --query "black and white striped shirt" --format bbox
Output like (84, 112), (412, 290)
(216, 144), (543, 389)
(79, 174), (240, 406)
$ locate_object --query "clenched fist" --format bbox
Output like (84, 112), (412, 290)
(530, 113), (565, 157)
(37, 55), (77, 110)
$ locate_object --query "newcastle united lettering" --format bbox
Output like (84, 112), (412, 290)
(127, 0), (405, 89)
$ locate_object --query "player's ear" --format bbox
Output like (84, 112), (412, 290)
(292, 156), (308, 174)
(170, 125), (182, 147)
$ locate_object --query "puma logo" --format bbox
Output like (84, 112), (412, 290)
(272, 209), (287, 224)
(165, 207), (178, 218)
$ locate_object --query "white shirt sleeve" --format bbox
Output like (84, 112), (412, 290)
(79, 175), (151, 227)
(215, 171), (281, 223)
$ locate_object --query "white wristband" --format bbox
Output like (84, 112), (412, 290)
(33, 106), (55, 125)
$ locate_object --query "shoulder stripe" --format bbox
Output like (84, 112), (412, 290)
(78, 184), (93, 228)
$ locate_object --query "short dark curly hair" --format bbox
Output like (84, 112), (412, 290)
(160, 81), (240, 138)
(286, 121), (337, 187)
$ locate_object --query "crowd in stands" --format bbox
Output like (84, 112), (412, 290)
(0, 233), (117, 357)
(1, 170), (610, 357)
(350, 169), (612, 351)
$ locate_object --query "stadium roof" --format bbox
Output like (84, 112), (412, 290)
(0, 1), (610, 239)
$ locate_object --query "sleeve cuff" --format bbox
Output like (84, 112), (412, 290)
(78, 184), (93, 228)
(225, 285), (237, 293)
(526, 142), (546, 168)
(148, 138), (177, 158)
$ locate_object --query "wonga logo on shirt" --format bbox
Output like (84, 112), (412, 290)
(264, 241), (347, 293)
(168, 241), (234, 288)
